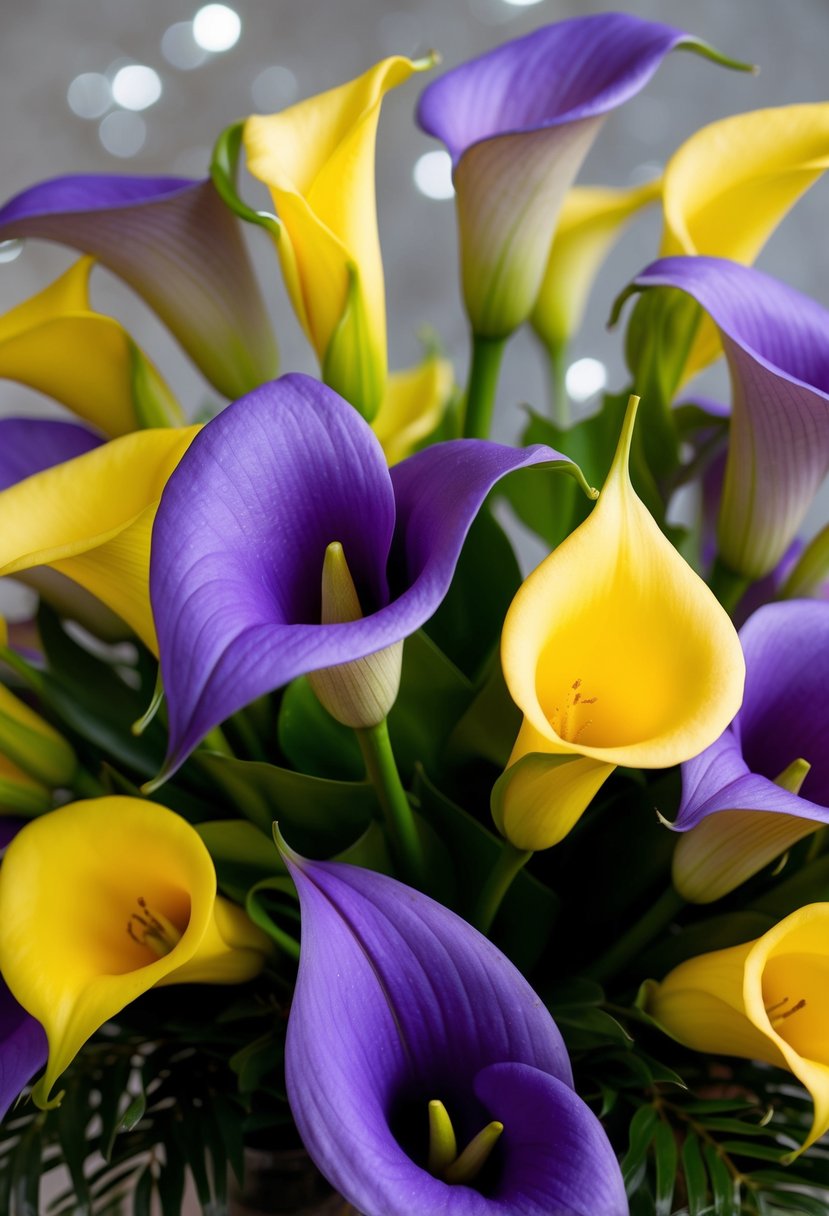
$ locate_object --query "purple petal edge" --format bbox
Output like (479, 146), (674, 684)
(0, 418), (103, 492)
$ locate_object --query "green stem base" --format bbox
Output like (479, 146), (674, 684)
(356, 720), (426, 889)
(463, 334), (507, 440)
(473, 839), (532, 936)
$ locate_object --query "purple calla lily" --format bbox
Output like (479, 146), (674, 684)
(626, 257), (829, 579)
(0, 175), (277, 399)
(282, 847), (627, 1216)
(416, 14), (744, 339)
(150, 373), (585, 778)
(0, 418), (103, 492)
(671, 600), (829, 902)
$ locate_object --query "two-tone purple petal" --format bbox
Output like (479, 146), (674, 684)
(151, 374), (574, 776)
(417, 15), (742, 337)
(283, 852), (626, 1216)
(0, 175), (277, 399)
(629, 257), (829, 578)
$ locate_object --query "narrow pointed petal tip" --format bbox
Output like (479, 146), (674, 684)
(627, 256), (829, 577)
(282, 853), (626, 1215)
(150, 373), (578, 778)
(416, 13), (743, 338)
(0, 174), (277, 398)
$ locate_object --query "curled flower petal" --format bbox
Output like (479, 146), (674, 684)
(627, 256), (829, 577)
(372, 353), (454, 466)
(0, 417), (102, 491)
(0, 976), (47, 1123)
(0, 175), (277, 398)
(417, 14), (745, 338)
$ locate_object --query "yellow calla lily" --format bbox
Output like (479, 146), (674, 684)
(0, 427), (199, 652)
(0, 797), (271, 1108)
(0, 682), (75, 787)
(648, 903), (829, 1154)
(530, 179), (661, 358)
(0, 258), (182, 434)
(244, 56), (432, 420)
(497, 396), (744, 850)
(371, 353), (454, 465)
(660, 103), (829, 379)
(0, 752), (52, 817)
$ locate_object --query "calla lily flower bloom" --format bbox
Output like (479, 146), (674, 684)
(671, 601), (829, 904)
(530, 178), (660, 360)
(241, 56), (431, 419)
(625, 257), (829, 578)
(0, 754), (51, 818)
(151, 373), (587, 779)
(0, 257), (181, 434)
(416, 13), (744, 340)
(0, 681), (75, 788)
(372, 353), (454, 466)
(0, 174), (276, 398)
(282, 846), (627, 1215)
(497, 397), (744, 851)
(648, 903), (829, 1154)
(0, 420), (199, 651)
(0, 797), (270, 1109)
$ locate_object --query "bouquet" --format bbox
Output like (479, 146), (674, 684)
(0, 12), (828, 1215)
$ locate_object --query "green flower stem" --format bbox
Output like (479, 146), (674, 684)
(463, 333), (507, 439)
(548, 342), (571, 429)
(473, 838), (532, 936)
(587, 886), (686, 986)
(72, 767), (107, 799)
(356, 719), (426, 888)
(708, 556), (751, 616)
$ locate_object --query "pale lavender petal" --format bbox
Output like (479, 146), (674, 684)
(0, 977), (47, 1122)
(0, 174), (277, 398)
(0, 418), (102, 491)
(152, 375), (567, 776)
(284, 854), (582, 1216)
(630, 257), (829, 577)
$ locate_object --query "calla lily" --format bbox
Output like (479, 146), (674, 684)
(0, 174), (277, 398)
(530, 179), (660, 360)
(282, 845), (627, 1215)
(240, 57), (431, 419)
(0, 682), (75, 788)
(416, 13), (745, 340)
(0, 797), (271, 1108)
(0, 423), (199, 651)
(625, 257), (829, 578)
(151, 373), (588, 778)
(0, 754), (51, 818)
(372, 353), (454, 466)
(671, 601), (829, 903)
(0, 257), (181, 434)
(648, 902), (829, 1154)
(497, 396), (744, 851)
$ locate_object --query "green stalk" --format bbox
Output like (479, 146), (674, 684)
(462, 333), (507, 439)
(708, 556), (751, 616)
(356, 719), (426, 888)
(473, 839), (532, 936)
(548, 342), (570, 429)
(587, 886), (686, 986)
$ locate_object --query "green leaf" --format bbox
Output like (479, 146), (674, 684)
(387, 631), (474, 778)
(622, 1105), (659, 1196)
(445, 655), (521, 770)
(132, 1166), (153, 1216)
(156, 1154), (186, 1216)
(105, 1089), (146, 1162)
(653, 1120), (678, 1216)
(11, 1120), (42, 1216)
(195, 819), (283, 902)
(682, 1133), (708, 1216)
(56, 1084), (92, 1213)
(703, 1143), (738, 1216)
(277, 677), (364, 780)
(718, 1141), (789, 1162)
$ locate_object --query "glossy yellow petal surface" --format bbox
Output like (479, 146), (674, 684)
(501, 397), (745, 772)
(244, 57), (429, 416)
(531, 179), (660, 353)
(0, 427), (199, 651)
(371, 354), (454, 465)
(650, 904), (829, 1153)
(0, 258), (180, 435)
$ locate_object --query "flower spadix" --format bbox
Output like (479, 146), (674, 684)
(0, 797), (270, 1109)
(150, 373), (585, 779)
(240, 56), (431, 419)
(648, 903), (829, 1154)
(0, 258), (181, 434)
(672, 601), (829, 904)
(0, 174), (276, 398)
(416, 13), (746, 341)
(280, 843), (626, 1215)
(498, 396), (744, 851)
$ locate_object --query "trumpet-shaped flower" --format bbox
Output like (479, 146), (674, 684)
(0, 681), (75, 788)
(671, 601), (829, 903)
(0, 422), (198, 651)
(150, 373), (586, 778)
(0, 258), (181, 434)
(626, 257), (829, 578)
(416, 14), (744, 340)
(282, 846), (627, 1215)
(241, 57), (430, 419)
(648, 903), (829, 1153)
(497, 397), (744, 851)
(0, 174), (277, 398)
(371, 353), (454, 466)
(0, 797), (270, 1108)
